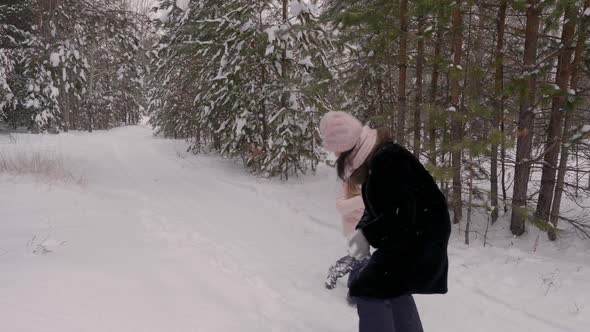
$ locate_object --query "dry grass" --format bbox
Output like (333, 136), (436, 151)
(0, 150), (85, 185)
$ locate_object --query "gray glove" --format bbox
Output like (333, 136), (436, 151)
(347, 229), (370, 260)
(325, 255), (356, 289)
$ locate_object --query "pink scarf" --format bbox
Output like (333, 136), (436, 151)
(344, 126), (378, 178)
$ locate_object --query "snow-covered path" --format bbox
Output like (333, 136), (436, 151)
(1, 125), (589, 332)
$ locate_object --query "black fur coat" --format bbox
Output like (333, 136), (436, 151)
(348, 142), (451, 299)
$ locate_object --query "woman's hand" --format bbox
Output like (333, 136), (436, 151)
(347, 229), (370, 260)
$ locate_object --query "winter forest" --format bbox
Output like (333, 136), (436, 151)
(1, 0), (590, 331)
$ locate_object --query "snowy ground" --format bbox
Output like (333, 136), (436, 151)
(1, 125), (589, 332)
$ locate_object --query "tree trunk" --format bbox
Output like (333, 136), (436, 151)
(466, 155), (474, 246)
(450, 1), (464, 225)
(397, 0), (408, 142)
(428, 20), (442, 166)
(535, 2), (577, 227)
(414, 16), (425, 157)
(490, 0), (507, 223)
(501, 106), (508, 211)
(88, 50), (95, 133)
(548, 116), (570, 240)
(441, 117), (449, 197)
(577, 148), (582, 196)
(281, 0), (289, 110)
(510, 0), (542, 236)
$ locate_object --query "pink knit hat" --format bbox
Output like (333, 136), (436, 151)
(319, 112), (363, 153)
(320, 111), (378, 178)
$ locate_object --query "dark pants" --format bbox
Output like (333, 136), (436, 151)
(356, 295), (424, 332)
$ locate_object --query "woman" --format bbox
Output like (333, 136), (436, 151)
(320, 111), (451, 332)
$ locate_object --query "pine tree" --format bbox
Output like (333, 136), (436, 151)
(150, 0), (332, 178)
(0, 0), (146, 132)
(0, 5), (25, 123)
(535, 0), (578, 230)
(0, 0), (61, 130)
(548, 0), (590, 240)
(261, 0), (332, 177)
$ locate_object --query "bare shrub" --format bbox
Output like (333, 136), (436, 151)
(0, 150), (84, 184)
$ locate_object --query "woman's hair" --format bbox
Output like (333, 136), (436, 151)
(337, 127), (393, 190)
